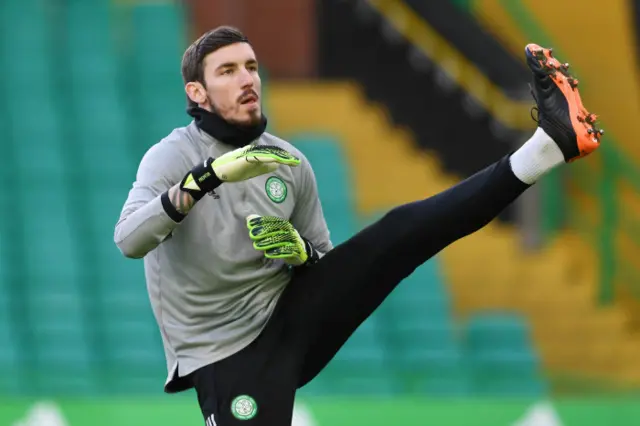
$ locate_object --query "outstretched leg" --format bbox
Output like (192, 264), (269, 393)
(284, 44), (603, 388)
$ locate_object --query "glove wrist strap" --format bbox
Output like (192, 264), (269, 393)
(180, 157), (222, 201)
(302, 237), (319, 266)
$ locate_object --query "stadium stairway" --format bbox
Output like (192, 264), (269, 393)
(519, 0), (640, 164)
(468, 0), (640, 164)
(465, 0), (640, 370)
(468, 0), (640, 329)
(318, 0), (532, 182)
(267, 81), (640, 388)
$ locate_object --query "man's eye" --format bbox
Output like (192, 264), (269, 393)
(223, 69), (233, 75)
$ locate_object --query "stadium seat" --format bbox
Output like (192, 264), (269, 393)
(0, 108), (21, 394)
(0, 0), (52, 87)
(468, 348), (548, 396)
(7, 106), (67, 177)
(317, 312), (395, 393)
(291, 135), (359, 244)
(64, 1), (136, 183)
(128, 3), (189, 145)
(0, 286), (20, 394)
(464, 312), (534, 351)
(329, 315), (387, 369)
(1, 0), (66, 178)
(88, 185), (165, 391)
(463, 312), (548, 396)
(368, 248), (471, 395)
(399, 347), (472, 395)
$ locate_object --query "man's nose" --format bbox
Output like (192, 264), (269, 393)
(239, 69), (254, 88)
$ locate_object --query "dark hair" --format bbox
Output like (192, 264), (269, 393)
(181, 26), (250, 107)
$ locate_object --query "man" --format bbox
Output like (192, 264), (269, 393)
(114, 26), (602, 425)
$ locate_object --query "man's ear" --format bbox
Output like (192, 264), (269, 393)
(185, 81), (207, 105)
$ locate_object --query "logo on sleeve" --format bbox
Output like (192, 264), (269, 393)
(265, 176), (287, 204)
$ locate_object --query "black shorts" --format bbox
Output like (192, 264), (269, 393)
(187, 156), (526, 425)
(188, 275), (310, 426)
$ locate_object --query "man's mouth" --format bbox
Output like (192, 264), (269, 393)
(240, 94), (258, 105)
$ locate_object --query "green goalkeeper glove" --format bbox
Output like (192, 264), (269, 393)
(180, 145), (301, 200)
(246, 215), (319, 267)
(213, 144), (300, 182)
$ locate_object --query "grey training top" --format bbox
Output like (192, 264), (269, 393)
(114, 122), (333, 392)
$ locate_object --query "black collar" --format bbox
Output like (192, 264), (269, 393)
(187, 106), (267, 148)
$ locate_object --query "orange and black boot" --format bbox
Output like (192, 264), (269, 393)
(525, 43), (603, 162)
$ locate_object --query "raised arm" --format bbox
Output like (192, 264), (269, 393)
(115, 142), (303, 258)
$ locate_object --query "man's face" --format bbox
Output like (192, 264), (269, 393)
(199, 43), (262, 126)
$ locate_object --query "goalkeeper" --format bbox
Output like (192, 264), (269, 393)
(114, 26), (603, 426)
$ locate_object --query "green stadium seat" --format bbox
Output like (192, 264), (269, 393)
(129, 4), (186, 69)
(65, 0), (112, 53)
(392, 321), (458, 352)
(0, 114), (23, 395)
(468, 348), (541, 377)
(86, 185), (162, 387)
(63, 1), (136, 183)
(464, 312), (548, 396)
(325, 374), (398, 396)
(291, 135), (359, 244)
(400, 347), (465, 371)
(127, 3), (188, 146)
(397, 348), (471, 395)
(323, 316), (393, 393)
(0, 291), (21, 394)
(138, 101), (192, 144)
(21, 184), (80, 282)
(302, 365), (397, 396)
(67, 55), (119, 90)
(330, 316), (386, 368)
(415, 375), (472, 396)
(103, 319), (164, 367)
(464, 312), (534, 352)
(70, 102), (136, 183)
(6, 104), (66, 176)
(17, 175), (95, 394)
(474, 377), (548, 397)
(384, 294), (452, 324)
(27, 292), (92, 362)
(0, 1), (52, 87)
(380, 259), (454, 346)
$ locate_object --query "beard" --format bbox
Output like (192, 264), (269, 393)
(208, 94), (262, 127)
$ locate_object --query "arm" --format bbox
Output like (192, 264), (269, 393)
(289, 155), (333, 258)
(116, 142), (301, 258)
(114, 144), (210, 258)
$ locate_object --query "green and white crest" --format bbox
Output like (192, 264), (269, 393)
(265, 176), (287, 203)
(231, 395), (258, 420)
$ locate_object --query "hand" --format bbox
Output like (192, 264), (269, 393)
(246, 215), (317, 266)
(212, 144), (300, 182)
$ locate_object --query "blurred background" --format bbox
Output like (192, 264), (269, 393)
(1, 0), (640, 425)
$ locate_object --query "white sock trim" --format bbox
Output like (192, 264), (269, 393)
(509, 127), (565, 185)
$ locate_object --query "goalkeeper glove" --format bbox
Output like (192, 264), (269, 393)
(246, 215), (319, 267)
(180, 145), (301, 200)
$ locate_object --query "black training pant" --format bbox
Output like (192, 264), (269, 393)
(190, 155), (529, 425)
